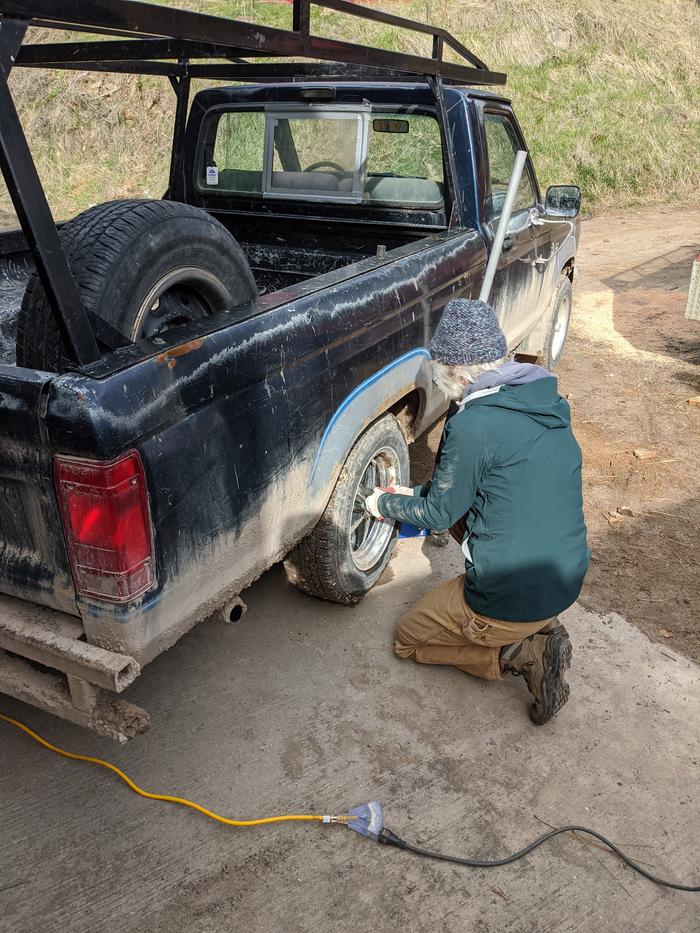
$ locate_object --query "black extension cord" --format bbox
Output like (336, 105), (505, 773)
(377, 825), (700, 892)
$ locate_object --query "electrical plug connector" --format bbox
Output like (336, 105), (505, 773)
(344, 801), (384, 840)
(377, 827), (407, 848)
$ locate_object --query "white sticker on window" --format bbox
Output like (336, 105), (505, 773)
(206, 164), (219, 186)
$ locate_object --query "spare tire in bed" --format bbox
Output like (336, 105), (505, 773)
(16, 199), (258, 372)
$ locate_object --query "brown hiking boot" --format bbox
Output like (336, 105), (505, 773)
(501, 624), (572, 725)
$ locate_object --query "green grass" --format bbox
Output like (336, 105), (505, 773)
(2, 0), (698, 222)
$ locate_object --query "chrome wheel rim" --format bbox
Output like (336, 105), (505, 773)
(349, 445), (401, 571)
(551, 292), (571, 361)
(130, 267), (231, 340)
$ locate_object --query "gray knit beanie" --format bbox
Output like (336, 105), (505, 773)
(429, 298), (507, 366)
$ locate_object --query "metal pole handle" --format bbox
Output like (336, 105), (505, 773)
(479, 149), (528, 304)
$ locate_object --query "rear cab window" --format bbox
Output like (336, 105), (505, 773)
(207, 110), (266, 194)
(197, 105), (445, 211)
(365, 113), (444, 208)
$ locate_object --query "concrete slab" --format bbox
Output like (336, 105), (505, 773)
(1, 539), (698, 931)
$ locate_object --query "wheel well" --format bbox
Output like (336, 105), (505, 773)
(389, 389), (423, 443)
(562, 258), (575, 282)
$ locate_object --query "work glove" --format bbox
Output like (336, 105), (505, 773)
(365, 485), (415, 520)
(364, 488), (386, 520)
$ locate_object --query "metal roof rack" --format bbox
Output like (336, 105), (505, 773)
(3, 0), (506, 87)
(0, 1), (506, 366)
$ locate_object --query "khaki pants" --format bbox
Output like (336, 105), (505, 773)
(394, 574), (555, 681)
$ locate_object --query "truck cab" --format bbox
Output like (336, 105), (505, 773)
(179, 81), (571, 355)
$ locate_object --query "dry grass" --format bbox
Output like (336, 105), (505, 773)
(1, 0), (698, 224)
(321, 0), (700, 206)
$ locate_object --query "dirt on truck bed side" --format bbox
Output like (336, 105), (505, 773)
(412, 205), (700, 663)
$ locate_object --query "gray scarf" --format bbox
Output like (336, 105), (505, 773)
(463, 361), (552, 397)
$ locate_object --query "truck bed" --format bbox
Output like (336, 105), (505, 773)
(0, 215), (425, 365)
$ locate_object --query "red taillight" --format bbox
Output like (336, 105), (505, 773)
(55, 451), (155, 603)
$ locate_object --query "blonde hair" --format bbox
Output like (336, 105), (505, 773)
(432, 357), (509, 400)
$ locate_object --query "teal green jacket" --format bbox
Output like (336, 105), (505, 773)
(379, 378), (590, 622)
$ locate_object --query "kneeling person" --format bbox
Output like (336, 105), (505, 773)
(366, 299), (590, 724)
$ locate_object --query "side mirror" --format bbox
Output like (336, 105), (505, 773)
(545, 185), (581, 218)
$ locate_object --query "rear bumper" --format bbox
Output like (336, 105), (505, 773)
(0, 593), (149, 742)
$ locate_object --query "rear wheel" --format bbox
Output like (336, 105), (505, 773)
(16, 199), (257, 372)
(285, 414), (410, 604)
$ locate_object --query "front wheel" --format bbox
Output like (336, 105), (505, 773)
(284, 414), (410, 604)
(542, 275), (573, 370)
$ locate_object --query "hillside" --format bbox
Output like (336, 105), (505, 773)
(2, 0), (699, 224)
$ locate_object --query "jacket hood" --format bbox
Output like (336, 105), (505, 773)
(461, 364), (570, 429)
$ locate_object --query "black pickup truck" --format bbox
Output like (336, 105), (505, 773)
(0, 1), (580, 739)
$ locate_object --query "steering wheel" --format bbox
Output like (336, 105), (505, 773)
(303, 160), (347, 178)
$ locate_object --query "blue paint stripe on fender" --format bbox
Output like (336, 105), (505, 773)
(310, 347), (430, 486)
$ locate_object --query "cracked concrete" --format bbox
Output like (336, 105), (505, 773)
(1, 537), (698, 932)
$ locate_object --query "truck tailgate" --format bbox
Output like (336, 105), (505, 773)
(0, 366), (77, 614)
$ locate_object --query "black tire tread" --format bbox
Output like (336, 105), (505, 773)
(17, 200), (124, 371)
(542, 274), (573, 371)
(285, 479), (355, 603)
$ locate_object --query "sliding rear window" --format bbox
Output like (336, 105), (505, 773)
(264, 107), (369, 202)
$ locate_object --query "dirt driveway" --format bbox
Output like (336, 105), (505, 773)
(565, 207), (700, 661)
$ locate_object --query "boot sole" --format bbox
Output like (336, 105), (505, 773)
(530, 627), (572, 725)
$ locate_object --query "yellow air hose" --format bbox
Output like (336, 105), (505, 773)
(0, 713), (352, 828)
